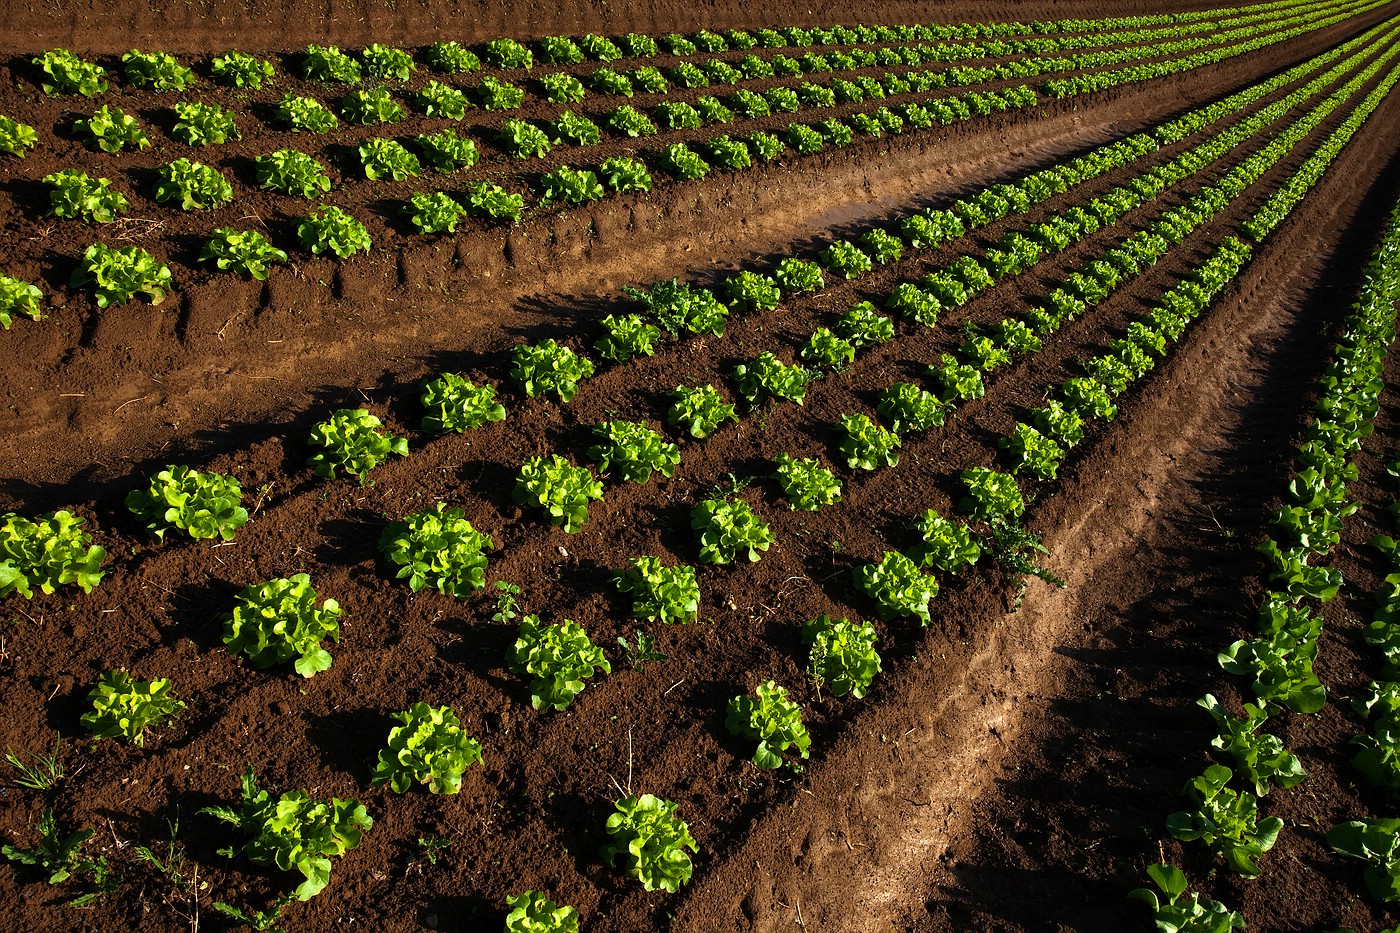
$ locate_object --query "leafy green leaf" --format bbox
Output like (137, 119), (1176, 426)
(508, 615), (609, 710)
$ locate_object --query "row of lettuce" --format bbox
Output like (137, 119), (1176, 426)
(0, 0), (1380, 326)
(2, 17), (1398, 933)
(8, 0), (1331, 101)
(1127, 63), (1400, 933)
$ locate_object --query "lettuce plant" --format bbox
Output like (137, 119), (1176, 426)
(666, 62), (707, 89)
(877, 383), (946, 434)
(155, 159), (234, 211)
(425, 41), (480, 73)
(909, 510), (981, 573)
(734, 352), (815, 405)
(46, 170), (129, 221)
(72, 243), (171, 307)
(406, 192), (467, 234)
(815, 118), (854, 147)
(538, 72), (586, 104)
(34, 49), (108, 96)
(306, 408), (407, 482)
(727, 681), (810, 770)
(202, 767), (371, 900)
(0, 116), (38, 157)
(655, 143), (709, 180)
(773, 454), (841, 510)
(719, 271), (779, 311)
(483, 38), (533, 69)
(763, 86), (799, 113)
(1061, 376), (1117, 421)
(359, 138), (420, 180)
(341, 88), (405, 125)
(416, 128), (478, 172)
(536, 35), (582, 64)
(856, 551), (937, 625)
(414, 80), (467, 119)
(126, 465), (248, 542)
(298, 206), (371, 259)
(122, 49), (194, 90)
(614, 557), (699, 624)
(621, 33), (660, 56)
(802, 617), (880, 699)
(1328, 818), (1400, 903)
(628, 65), (667, 92)
(80, 670), (184, 745)
(372, 703), (482, 794)
(774, 258), (823, 294)
(514, 455), (603, 533)
(505, 891), (580, 933)
(420, 373), (505, 432)
(668, 385), (737, 438)
(211, 51), (273, 88)
(508, 615), (609, 710)
(580, 34), (621, 60)
(172, 101), (238, 145)
(302, 44), (361, 83)
(601, 794), (696, 892)
(800, 328), (856, 370)
(606, 105), (656, 137)
(0, 510), (106, 599)
(224, 573), (342, 677)
(539, 165), (604, 206)
(75, 105), (149, 153)
(958, 468), (1024, 523)
(361, 43), (415, 81)
(692, 498), (773, 564)
(510, 340), (594, 401)
(1197, 694), (1305, 796)
(464, 181), (525, 224)
(623, 279), (728, 336)
(551, 110), (601, 147)
(1217, 627), (1325, 714)
(838, 414), (900, 470)
(660, 34), (698, 55)
(589, 69), (633, 96)
(1031, 400), (1085, 448)
(725, 89), (769, 119)
(201, 229), (288, 280)
(1166, 764), (1282, 877)
(820, 240), (872, 279)
(380, 503), (491, 597)
(705, 135), (748, 169)
(1128, 864), (1244, 932)
(1000, 423), (1065, 481)
(836, 303), (894, 348)
(476, 75), (525, 110)
(886, 283), (940, 326)
(499, 119), (551, 159)
(0, 276), (42, 330)
(274, 94), (339, 133)
(224, 571), (344, 672)
(922, 271), (969, 308)
(588, 421), (679, 484)
(595, 313), (660, 362)
(859, 229), (904, 265)
(255, 149), (332, 198)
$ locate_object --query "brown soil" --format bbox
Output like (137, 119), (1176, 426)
(3, 2), (1400, 932)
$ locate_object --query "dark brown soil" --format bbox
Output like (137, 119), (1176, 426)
(3, 2), (1400, 932)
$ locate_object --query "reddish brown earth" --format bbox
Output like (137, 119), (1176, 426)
(3, 2), (1400, 932)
